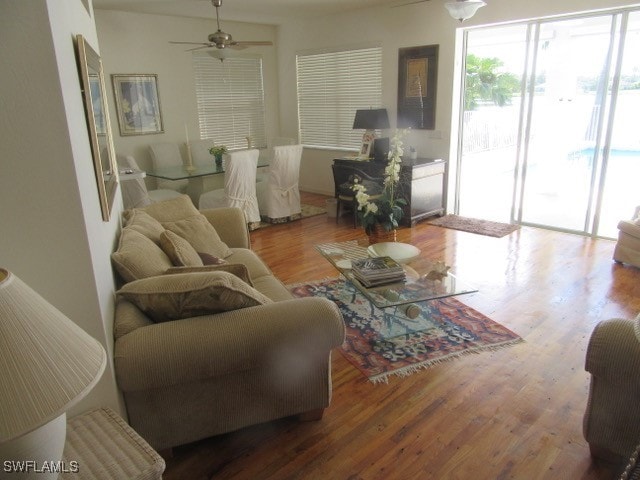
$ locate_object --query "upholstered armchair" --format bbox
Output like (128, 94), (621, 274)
(614, 206), (640, 268)
(583, 314), (640, 462)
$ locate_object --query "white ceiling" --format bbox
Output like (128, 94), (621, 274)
(92, 0), (431, 25)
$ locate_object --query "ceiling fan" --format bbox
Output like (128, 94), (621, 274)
(170, 0), (273, 52)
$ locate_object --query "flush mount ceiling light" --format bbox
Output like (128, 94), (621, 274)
(445, 0), (486, 22)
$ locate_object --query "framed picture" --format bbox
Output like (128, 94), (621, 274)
(359, 131), (375, 159)
(397, 45), (438, 130)
(76, 35), (118, 221)
(111, 74), (164, 136)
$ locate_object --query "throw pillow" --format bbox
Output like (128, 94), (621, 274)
(111, 228), (173, 283)
(162, 214), (233, 259)
(159, 230), (204, 267)
(117, 271), (272, 322)
(122, 210), (165, 244)
(134, 194), (199, 223)
(165, 264), (253, 286)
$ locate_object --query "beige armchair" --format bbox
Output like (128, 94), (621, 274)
(583, 314), (640, 463)
(614, 206), (640, 268)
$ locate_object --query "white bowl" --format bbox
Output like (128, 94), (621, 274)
(367, 242), (421, 264)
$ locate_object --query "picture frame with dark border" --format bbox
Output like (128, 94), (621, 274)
(111, 74), (164, 136)
(397, 44), (438, 130)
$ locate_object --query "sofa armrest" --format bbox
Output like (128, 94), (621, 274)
(115, 297), (345, 392)
(585, 318), (640, 385)
(200, 207), (250, 249)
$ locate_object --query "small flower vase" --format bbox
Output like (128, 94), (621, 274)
(214, 154), (223, 168)
(368, 224), (397, 245)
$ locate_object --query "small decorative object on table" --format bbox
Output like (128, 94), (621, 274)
(424, 261), (450, 281)
(209, 145), (228, 168)
(353, 129), (408, 244)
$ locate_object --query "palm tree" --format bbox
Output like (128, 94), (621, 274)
(465, 54), (521, 110)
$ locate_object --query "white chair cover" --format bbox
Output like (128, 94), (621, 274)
(148, 143), (188, 192)
(199, 149), (261, 224)
(116, 154), (181, 209)
(257, 145), (303, 221)
(189, 139), (216, 167)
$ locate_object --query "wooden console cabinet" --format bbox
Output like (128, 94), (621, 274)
(333, 157), (447, 226)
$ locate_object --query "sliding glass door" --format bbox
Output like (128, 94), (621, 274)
(457, 8), (640, 238)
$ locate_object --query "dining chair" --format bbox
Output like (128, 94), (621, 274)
(148, 143), (188, 192)
(198, 149), (261, 228)
(116, 154), (182, 209)
(189, 139), (216, 167)
(256, 144), (303, 223)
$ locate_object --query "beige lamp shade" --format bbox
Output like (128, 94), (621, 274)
(0, 269), (107, 442)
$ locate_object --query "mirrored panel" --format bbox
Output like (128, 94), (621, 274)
(76, 34), (118, 221)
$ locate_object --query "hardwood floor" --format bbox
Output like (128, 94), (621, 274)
(163, 192), (640, 479)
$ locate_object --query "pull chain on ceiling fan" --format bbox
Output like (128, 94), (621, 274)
(169, 0), (273, 55)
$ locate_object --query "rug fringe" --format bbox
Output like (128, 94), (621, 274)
(369, 337), (524, 384)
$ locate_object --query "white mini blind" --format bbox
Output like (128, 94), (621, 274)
(192, 54), (267, 150)
(296, 47), (383, 150)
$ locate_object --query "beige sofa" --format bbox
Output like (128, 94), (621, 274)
(614, 206), (640, 269)
(583, 314), (640, 463)
(111, 195), (345, 451)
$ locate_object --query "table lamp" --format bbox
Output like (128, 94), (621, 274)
(0, 269), (107, 479)
(353, 108), (390, 159)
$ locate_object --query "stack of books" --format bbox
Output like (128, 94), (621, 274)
(351, 256), (405, 287)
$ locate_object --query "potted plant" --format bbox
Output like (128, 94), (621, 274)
(209, 145), (228, 168)
(352, 129), (407, 244)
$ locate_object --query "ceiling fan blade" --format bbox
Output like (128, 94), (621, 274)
(391, 0), (430, 7)
(169, 41), (211, 46)
(232, 41), (274, 47)
(186, 45), (214, 52)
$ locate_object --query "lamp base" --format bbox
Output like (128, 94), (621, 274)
(0, 413), (67, 479)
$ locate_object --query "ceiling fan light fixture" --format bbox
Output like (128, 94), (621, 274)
(445, 0), (486, 22)
(208, 49), (232, 61)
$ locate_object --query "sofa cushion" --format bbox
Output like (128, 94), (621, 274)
(123, 210), (165, 244)
(160, 230), (204, 267)
(111, 228), (173, 282)
(130, 194), (199, 223)
(117, 271), (273, 323)
(165, 264), (253, 286)
(162, 214), (233, 259)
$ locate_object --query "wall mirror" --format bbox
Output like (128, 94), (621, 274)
(76, 34), (118, 221)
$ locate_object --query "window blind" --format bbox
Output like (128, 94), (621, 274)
(192, 54), (267, 150)
(296, 47), (383, 150)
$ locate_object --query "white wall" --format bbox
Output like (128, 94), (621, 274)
(0, 0), (122, 416)
(94, 10), (279, 178)
(277, 0), (640, 197)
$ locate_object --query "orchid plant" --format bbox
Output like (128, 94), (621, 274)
(352, 129), (408, 235)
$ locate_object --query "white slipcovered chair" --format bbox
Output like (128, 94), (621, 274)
(116, 154), (181, 209)
(613, 206), (640, 268)
(256, 144), (303, 223)
(198, 149), (261, 228)
(148, 143), (188, 192)
(188, 139), (216, 167)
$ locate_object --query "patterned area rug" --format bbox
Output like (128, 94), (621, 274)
(428, 215), (520, 238)
(290, 278), (523, 383)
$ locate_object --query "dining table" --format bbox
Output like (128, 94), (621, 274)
(146, 158), (270, 204)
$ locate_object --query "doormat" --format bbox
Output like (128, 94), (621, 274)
(254, 204), (326, 230)
(290, 278), (523, 383)
(428, 215), (520, 238)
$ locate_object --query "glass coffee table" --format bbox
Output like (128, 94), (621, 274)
(316, 240), (478, 340)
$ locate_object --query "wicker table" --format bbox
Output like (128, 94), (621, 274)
(61, 407), (165, 480)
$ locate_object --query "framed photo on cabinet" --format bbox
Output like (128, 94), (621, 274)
(397, 45), (438, 130)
